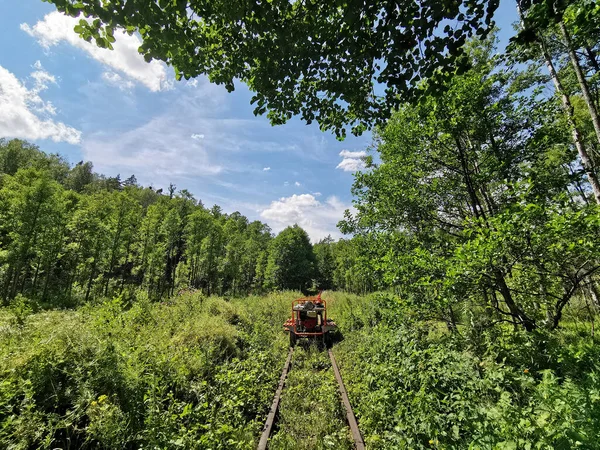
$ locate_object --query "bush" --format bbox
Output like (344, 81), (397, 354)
(0, 291), (295, 449)
(331, 292), (600, 449)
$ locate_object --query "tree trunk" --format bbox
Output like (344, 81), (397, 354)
(85, 247), (100, 303)
(585, 46), (600, 77)
(446, 304), (458, 332)
(589, 281), (600, 309)
(495, 271), (537, 331)
(569, 163), (591, 205)
(455, 136), (487, 220)
(559, 22), (600, 149)
(539, 37), (600, 204)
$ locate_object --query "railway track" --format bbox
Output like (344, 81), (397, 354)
(257, 347), (365, 450)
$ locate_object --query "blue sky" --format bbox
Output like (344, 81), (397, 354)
(0, 0), (518, 241)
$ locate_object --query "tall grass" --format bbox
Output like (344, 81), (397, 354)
(0, 291), (297, 449)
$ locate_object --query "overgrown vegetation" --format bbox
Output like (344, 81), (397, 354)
(268, 347), (352, 450)
(0, 291), (294, 449)
(330, 292), (600, 449)
(3, 0), (600, 446)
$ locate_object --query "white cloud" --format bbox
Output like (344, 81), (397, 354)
(31, 62), (56, 91)
(82, 115), (222, 187)
(21, 12), (170, 92)
(80, 78), (313, 190)
(263, 167), (271, 171)
(101, 71), (135, 91)
(0, 64), (81, 144)
(260, 194), (351, 241)
(336, 149), (367, 172)
(191, 133), (205, 140)
(337, 158), (366, 172)
(29, 62), (58, 115)
(295, 181), (301, 187)
(339, 150), (367, 158)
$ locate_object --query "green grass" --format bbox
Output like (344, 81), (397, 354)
(0, 291), (296, 449)
(2, 290), (599, 449)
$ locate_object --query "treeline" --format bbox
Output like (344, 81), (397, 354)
(0, 140), (368, 306)
(342, 33), (600, 332)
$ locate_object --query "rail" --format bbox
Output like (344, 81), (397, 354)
(257, 347), (294, 450)
(257, 346), (365, 450)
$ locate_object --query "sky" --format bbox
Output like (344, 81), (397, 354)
(0, 0), (518, 242)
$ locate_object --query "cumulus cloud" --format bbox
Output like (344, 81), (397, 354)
(263, 167), (271, 171)
(0, 64), (81, 144)
(295, 181), (301, 187)
(336, 149), (367, 172)
(260, 194), (351, 241)
(191, 133), (205, 140)
(21, 12), (171, 92)
(336, 157), (366, 172)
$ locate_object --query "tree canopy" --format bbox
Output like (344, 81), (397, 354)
(42, 0), (519, 137)
(341, 33), (600, 331)
(265, 225), (316, 292)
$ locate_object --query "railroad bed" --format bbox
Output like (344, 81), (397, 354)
(258, 346), (365, 450)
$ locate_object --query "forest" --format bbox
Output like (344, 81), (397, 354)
(0, 138), (375, 305)
(2, 0), (600, 448)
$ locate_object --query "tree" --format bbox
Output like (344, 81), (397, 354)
(67, 192), (113, 302)
(0, 139), (70, 182)
(265, 225), (316, 292)
(0, 140), (281, 303)
(313, 236), (335, 290)
(66, 161), (95, 193)
(123, 174), (138, 187)
(511, 0), (600, 202)
(0, 168), (68, 303)
(342, 37), (599, 330)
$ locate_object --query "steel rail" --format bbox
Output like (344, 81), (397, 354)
(257, 346), (365, 450)
(329, 349), (366, 450)
(257, 347), (294, 450)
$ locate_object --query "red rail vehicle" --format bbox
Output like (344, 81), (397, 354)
(283, 292), (337, 347)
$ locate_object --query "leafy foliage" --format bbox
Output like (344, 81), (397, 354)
(265, 225), (316, 292)
(330, 292), (600, 449)
(0, 291), (295, 449)
(341, 36), (600, 330)
(0, 140), (374, 304)
(41, 0), (512, 137)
